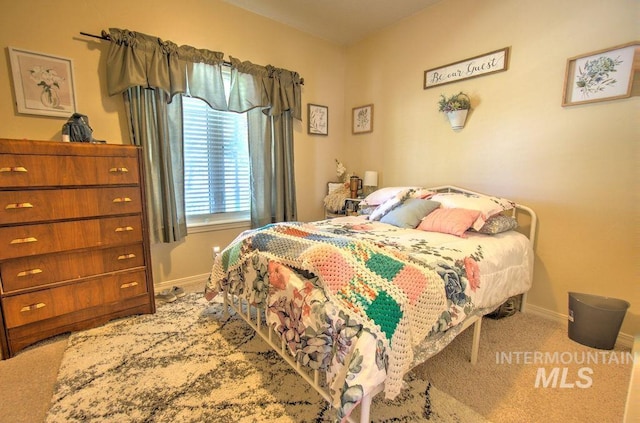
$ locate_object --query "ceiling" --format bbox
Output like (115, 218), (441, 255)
(222, 0), (442, 45)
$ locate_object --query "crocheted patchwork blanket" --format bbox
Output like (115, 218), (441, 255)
(208, 222), (449, 420)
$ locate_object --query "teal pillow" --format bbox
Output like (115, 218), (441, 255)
(380, 199), (441, 229)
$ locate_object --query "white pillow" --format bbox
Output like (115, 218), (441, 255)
(429, 192), (515, 231)
(361, 186), (423, 207)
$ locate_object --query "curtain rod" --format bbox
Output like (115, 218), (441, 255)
(79, 31), (304, 85)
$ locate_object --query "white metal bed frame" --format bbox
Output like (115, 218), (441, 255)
(219, 185), (537, 423)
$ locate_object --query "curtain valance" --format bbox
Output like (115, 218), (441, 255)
(105, 28), (302, 119)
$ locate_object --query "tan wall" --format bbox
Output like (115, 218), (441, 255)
(1, 0), (638, 337)
(0, 0), (347, 285)
(343, 0), (639, 335)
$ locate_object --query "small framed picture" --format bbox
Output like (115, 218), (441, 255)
(308, 103), (328, 135)
(8, 47), (78, 118)
(352, 104), (373, 134)
(562, 42), (639, 107)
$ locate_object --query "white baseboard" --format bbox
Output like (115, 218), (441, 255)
(154, 273), (210, 293)
(525, 303), (634, 350)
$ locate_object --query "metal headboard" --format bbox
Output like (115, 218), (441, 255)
(427, 185), (537, 249)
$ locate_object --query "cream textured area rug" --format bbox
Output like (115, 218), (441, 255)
(46, 293), (489, 423)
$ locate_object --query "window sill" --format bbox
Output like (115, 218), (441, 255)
(187, 218), (250, 234)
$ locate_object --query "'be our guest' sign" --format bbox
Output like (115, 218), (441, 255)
(424, 47), (510, 89)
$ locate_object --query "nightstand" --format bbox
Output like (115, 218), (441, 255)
(324, 198), (363, 219)
(344, 198), (363, 216)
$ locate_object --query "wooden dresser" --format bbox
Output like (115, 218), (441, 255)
(0, 139), (155, 359)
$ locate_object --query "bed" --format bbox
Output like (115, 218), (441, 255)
(205, 185), (536, 422)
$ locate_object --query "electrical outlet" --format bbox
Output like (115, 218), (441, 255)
(212, 246), (220, 259)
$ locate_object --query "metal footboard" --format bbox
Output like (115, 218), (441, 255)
(220, 289), (482, 422)
(221, 290), (379, 423)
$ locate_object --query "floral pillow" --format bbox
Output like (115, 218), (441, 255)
(361, 186), (423, 207)
(367, 188), (415, 221)
(475, 214), (518, 234)
(429, 192), (515, 231)
(416, 208), (481, 237)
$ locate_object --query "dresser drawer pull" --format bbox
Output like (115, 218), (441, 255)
(0, 166), (28, 173)
(10, 236), (38, 244)
(17, 268), (43, 277)
(117, 253), (137, 260)
(120, 281), (139, 289)
(20, 302), (46, 313)
(5, 202), (34, 210)
(112, 197), (132, 203)
(109, 167), (129, 174)
(115, 226), (134, 232)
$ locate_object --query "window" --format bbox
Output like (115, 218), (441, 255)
(182, 77), (250, 229)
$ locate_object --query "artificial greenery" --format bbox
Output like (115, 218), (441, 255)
(437, 92), (471, 113)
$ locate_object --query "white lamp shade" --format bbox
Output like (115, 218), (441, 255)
(363, 171), (378, 187)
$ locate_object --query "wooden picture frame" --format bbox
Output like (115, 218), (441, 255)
(562, 42), (639, 107)
(352, 104), (373, 134)
(424, 47), (510, 89)
(8, 47), (78, 118)
(307, 103), (328, 135)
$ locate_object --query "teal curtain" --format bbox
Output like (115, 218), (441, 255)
(123, 87), (186, 243)
(247, 109), (297, 227)
(230, 57), (300, 227)
(105, 28), (302, 239)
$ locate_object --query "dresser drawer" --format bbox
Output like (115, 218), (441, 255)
(2, 269), (148, 328)
(0, 187), (142, 224)
(0, 155), (139, 188)
(0, 244), (145, 292)
(0, 215), (143, 260)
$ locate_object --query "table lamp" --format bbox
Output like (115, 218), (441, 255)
(363, 171), (378, 196)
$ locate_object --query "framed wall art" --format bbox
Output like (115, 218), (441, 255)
(8, 47), (78, 117)
(562, 41), (639, 106)
(424, 47), (510, 89)
(352, 104), (373, 134)
(308, 103), (328, 135)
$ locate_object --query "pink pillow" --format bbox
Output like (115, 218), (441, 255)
(417, 208), (481, 237)
(429, 192), (515, 231)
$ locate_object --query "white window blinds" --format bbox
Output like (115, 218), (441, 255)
(182, 95), (250, 226)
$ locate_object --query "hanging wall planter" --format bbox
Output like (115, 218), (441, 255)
(446, 109), (468, 130)
(438, 92), (471, 130)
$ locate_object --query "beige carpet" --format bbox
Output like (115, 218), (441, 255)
(0, 292), (632, 423)
(0, 333), (68, 423)
(415, 311), (633, 423)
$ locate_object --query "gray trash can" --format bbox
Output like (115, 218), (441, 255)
(568, 292), (630, 350)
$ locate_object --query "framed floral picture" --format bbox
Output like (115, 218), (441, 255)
(352, 104), (373, 134)
(8, 47), (78, 117)
(562, 42), (639, 106)
(307, 103), (328, 135)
